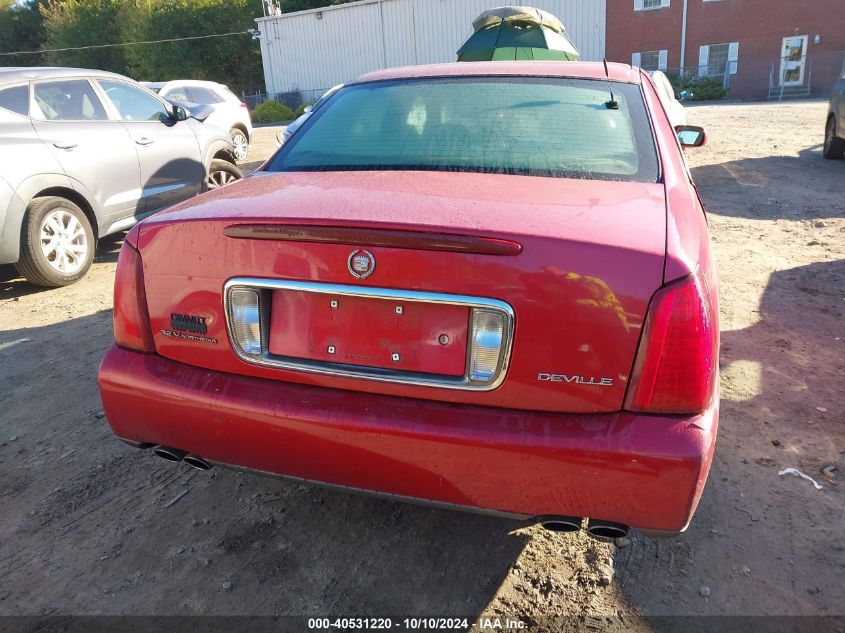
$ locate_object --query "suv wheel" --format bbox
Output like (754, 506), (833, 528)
(230, 128), (249, 161)
(15, 196), (95, 287)
(206, 159), (243, 190)
(823, 115), (844, 159)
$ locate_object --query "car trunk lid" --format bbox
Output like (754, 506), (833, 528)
(136, 170), (666, 413)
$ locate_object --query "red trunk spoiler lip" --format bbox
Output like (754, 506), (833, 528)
(223, 224), (523, 256)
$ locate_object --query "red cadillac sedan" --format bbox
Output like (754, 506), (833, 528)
(99, 62), (718, 538)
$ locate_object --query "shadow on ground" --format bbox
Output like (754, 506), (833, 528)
(691, 145), (845, 221)
(0, 237), (123, 300)
(615, 259), (845, 616)
(0, 311), (527, 615)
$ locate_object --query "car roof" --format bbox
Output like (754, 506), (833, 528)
(0, 66), (131, 84)
(356, 61), (641, 85)
(154, 79), (228, 90)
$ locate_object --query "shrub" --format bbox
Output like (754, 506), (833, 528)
(666, 73), (728, 101)
(293, 102), (315, 119)
(275, 90), (303, 110)
(253, 100), (295, 123)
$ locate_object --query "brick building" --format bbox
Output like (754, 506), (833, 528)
(606, 0), (845, 100)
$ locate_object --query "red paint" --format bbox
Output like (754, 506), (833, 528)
(99, 345), (717, 532)
(268, 290), (469, 375)
(136, 173), (667, 413)
(355, 61), (642, 85)
(223, 224), (523, 256)
(100, 62), (720, 531)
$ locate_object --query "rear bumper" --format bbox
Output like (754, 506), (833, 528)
(98, 345), (718, 533)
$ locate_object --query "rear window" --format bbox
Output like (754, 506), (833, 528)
(187, 86), (222, 104)
(164, 88), (190, 102)
(0, 85), (29, 116)
(267, 77), (659, 182)
(33, 80), (107, 121)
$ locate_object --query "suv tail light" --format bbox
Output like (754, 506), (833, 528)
(624, 270), (717, 414)
(113, 241), (154, 353)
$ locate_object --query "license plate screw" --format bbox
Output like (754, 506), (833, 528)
(330, 300), (338, 309)
(438, 334), (449, 345)
(391, 352), (400, 363)
(327, 345), (336, 354)
(395, 306), (403, 315)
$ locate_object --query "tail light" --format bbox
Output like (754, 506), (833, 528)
(468, 308), (507, 382)
(228, 288), (262, 355)
(624, 269), (717, 414)
(113, 240), (154, 353)
(240, 102), (248, 109)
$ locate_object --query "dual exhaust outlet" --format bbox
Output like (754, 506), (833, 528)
(539, 516), (629, 542)
(153, 445), (627, 540)
(152, 445), (212, 471)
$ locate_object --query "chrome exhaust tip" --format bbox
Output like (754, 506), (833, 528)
(538, 516), (583, 533)
(183, 454), (212, 471)
(586, 519), (629, 541)
(152, 446), (187, 463)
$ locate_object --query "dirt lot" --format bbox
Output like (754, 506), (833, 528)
(1, 103), (843, 629)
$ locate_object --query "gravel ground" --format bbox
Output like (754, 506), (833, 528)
(0, 103), (843, 630)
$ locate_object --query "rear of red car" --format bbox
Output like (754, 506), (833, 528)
(99, 63), (718, 536)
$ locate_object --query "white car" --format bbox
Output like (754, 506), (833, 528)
(143, 80), (253, 161)
(649, 71), (687, 128)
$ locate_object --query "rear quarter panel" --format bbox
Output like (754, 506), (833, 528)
(640, 69), (720, 394)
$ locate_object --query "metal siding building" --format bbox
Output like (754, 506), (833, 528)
(256, 0), (607, 100)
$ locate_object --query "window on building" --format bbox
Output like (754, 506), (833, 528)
(634, 0), (669, 10)
(699, 42), (739, 77)
(632, 50), (668, 71)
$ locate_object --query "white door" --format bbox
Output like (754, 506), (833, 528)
(780, 35), (808, 86)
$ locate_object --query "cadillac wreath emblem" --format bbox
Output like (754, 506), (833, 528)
(347, 249), (376, 279)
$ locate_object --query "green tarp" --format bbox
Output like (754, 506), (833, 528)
(457, 6), (580, 62)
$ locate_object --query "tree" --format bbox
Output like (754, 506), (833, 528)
(125, 0), (263, 94)
(276, 0), (356, 13)
(2, 0), (265, 94)
(0, 0), (48, 66)
(40, 0), (135, 74)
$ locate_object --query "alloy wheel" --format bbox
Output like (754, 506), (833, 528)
(206, 169), (239, 189)
(232, 132), (249, 161)
(39, 209), (89, 274)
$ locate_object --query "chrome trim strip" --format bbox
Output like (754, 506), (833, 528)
(223, 277), (514, 391)
(211, 460), (532, 521)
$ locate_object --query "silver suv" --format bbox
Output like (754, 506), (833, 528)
(0, 67), (243, 287)
(824, 70), (845, 159)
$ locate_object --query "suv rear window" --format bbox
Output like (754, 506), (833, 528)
(267, 77), (659, 182)
(33, 80), (107, 121)
(187, 86), (222, 104)
(0, 85), (29, 116)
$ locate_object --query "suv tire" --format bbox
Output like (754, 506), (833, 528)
(205, 159), (243, 190)
(823, 115), (844, 159)
(15, 196), (95, 287)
